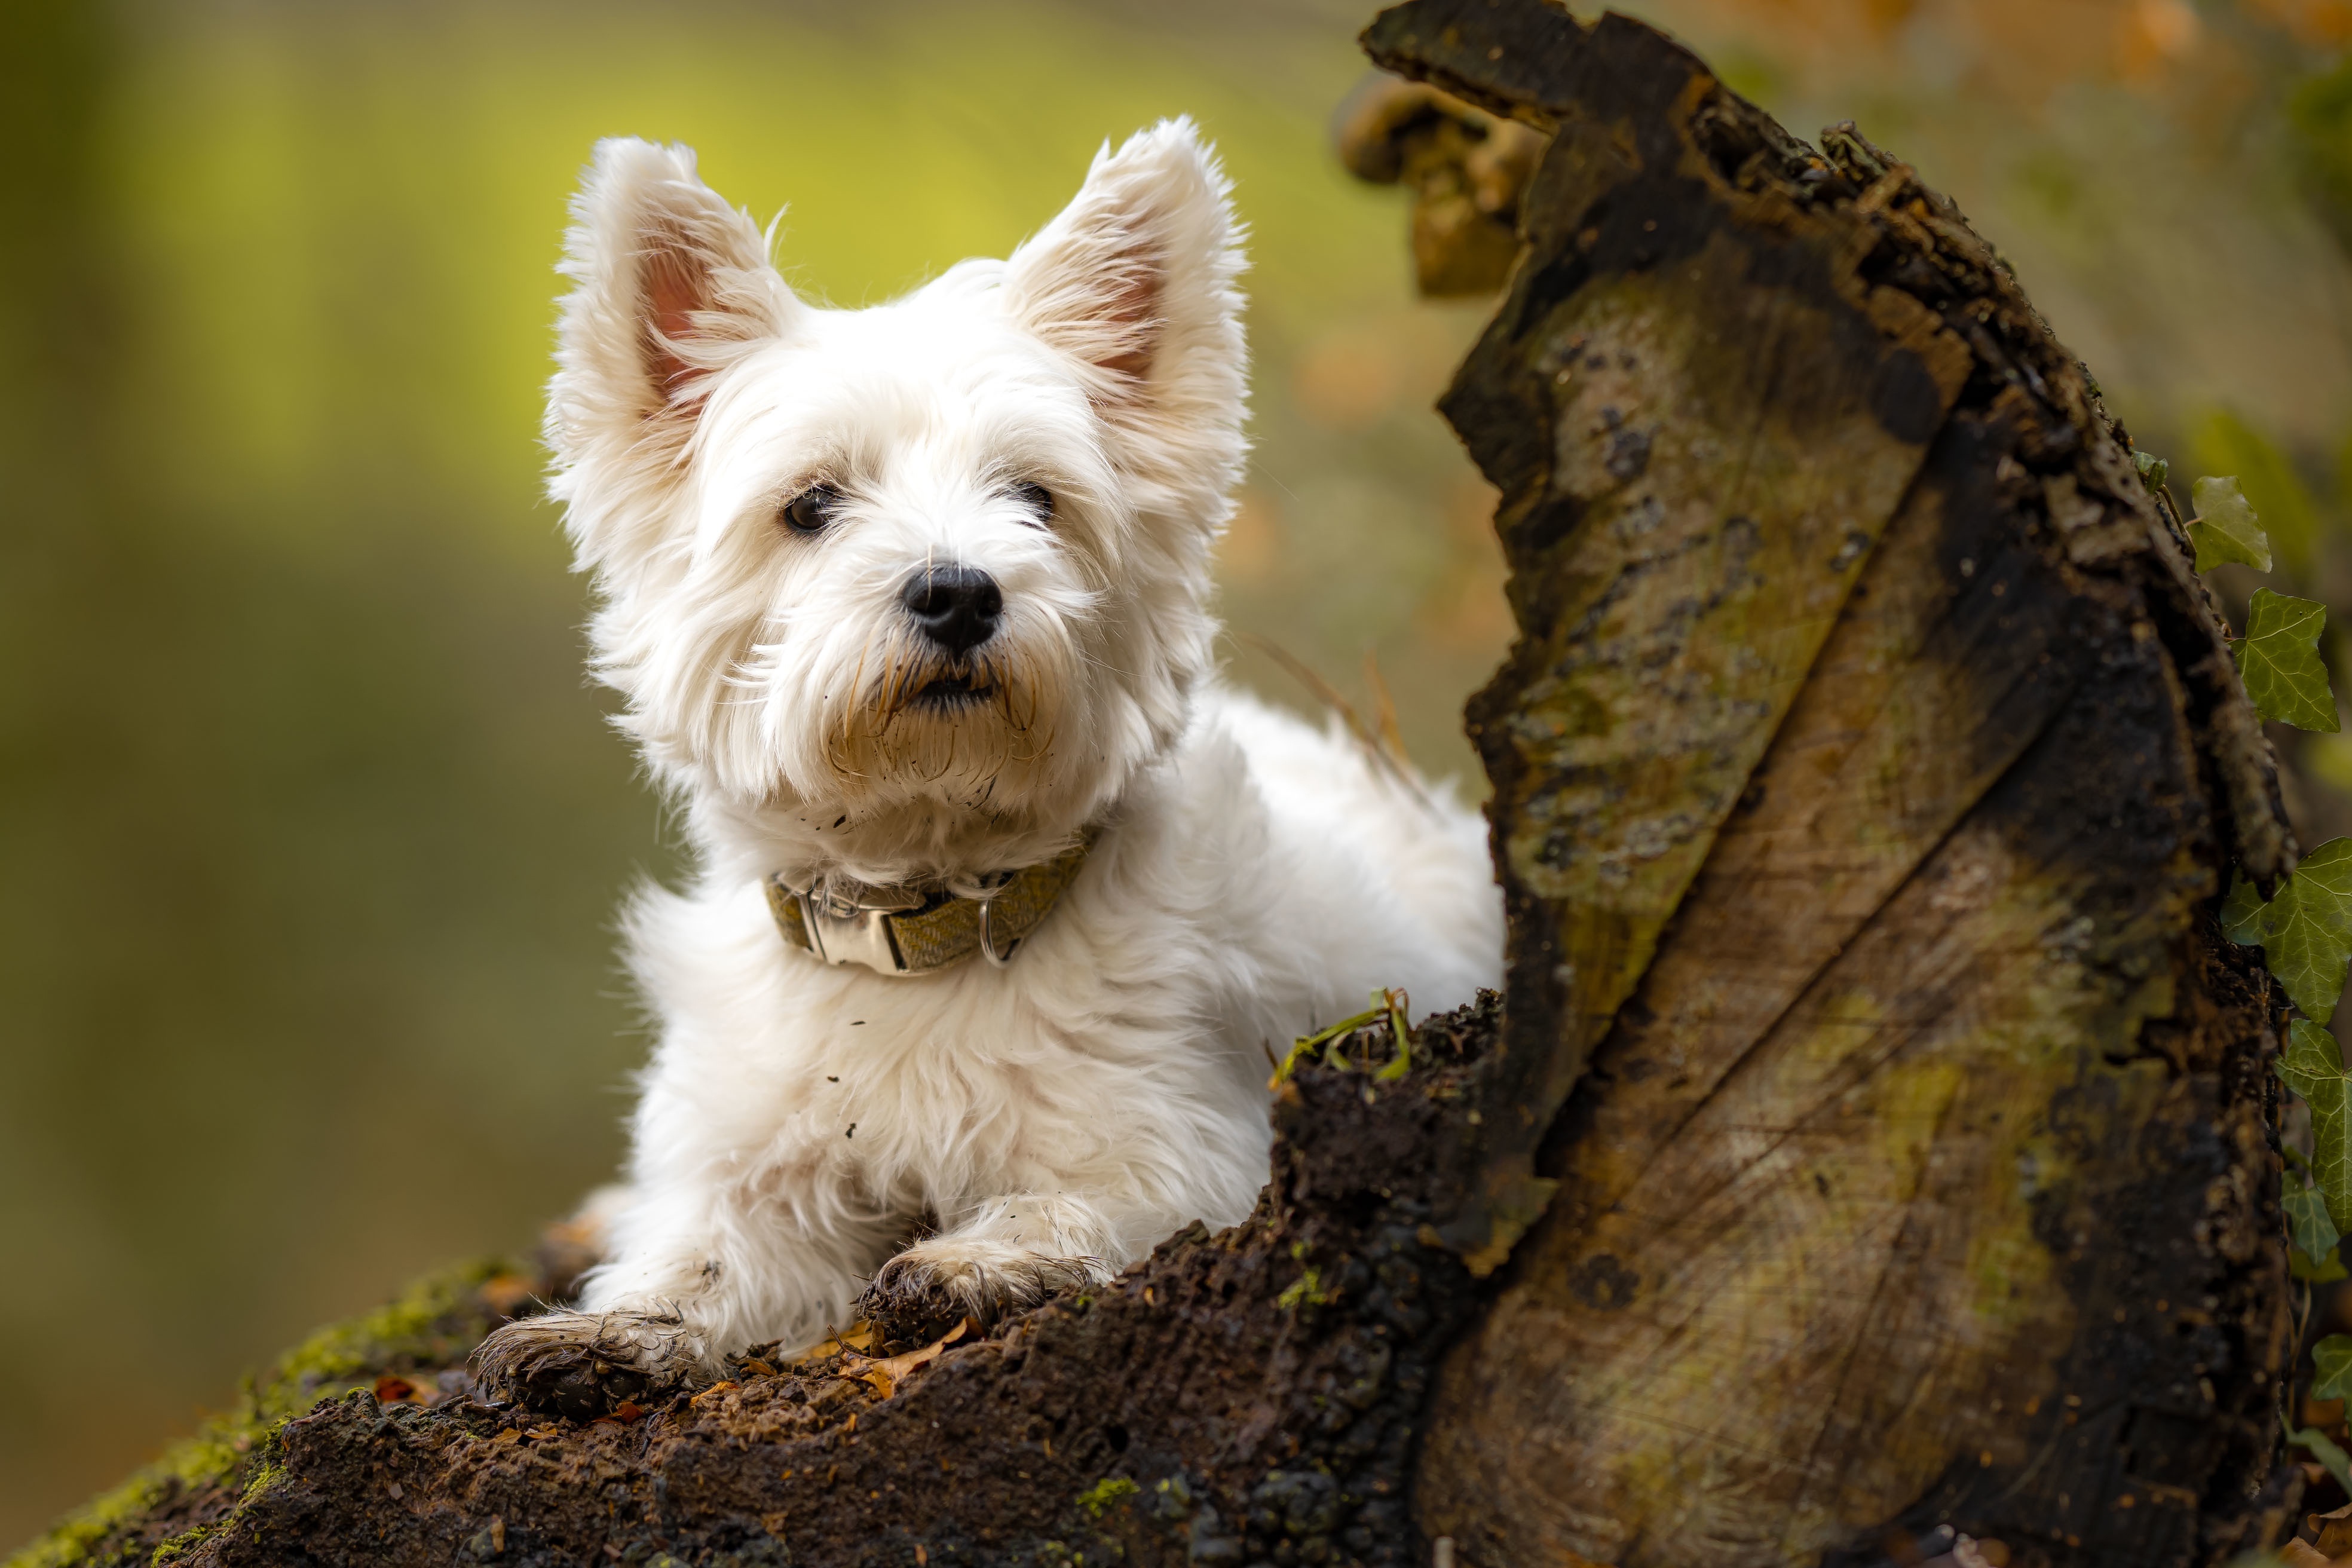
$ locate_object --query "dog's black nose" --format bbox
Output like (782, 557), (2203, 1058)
(901, 564), (1003, 655)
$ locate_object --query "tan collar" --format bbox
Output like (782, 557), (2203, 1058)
(764, 829), (1098, 976)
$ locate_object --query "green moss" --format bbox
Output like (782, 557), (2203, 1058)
(1276, 1264), (1336, 1312)
(1074, 1477), (1139, 1519)
(7, 1258), (513, 1568)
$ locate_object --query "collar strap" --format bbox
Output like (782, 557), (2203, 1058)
(764, 829), (1098, 977)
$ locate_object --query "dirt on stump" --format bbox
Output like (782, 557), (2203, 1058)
(30, 997), (1500, 1568)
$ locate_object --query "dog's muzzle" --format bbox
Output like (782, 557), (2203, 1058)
(764, 829), (1097, 976)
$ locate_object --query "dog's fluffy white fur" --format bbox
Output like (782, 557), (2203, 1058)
(480, 121), (1502, 1388)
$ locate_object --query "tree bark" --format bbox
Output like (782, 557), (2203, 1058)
(8, 4), (2302, 1567)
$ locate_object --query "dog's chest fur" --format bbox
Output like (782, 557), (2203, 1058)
(625, 690), (1497, 1242)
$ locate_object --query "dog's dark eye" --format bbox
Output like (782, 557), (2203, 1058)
(1009, 481), (1054, 527)
(781, 484), (840, 535)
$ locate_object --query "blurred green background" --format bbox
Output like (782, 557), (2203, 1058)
(8, 0), (2352, 1544)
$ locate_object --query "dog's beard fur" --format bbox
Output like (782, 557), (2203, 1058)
(635, 546), (1115, 875)
(828, 635), (1053, 797)
(768, 612), (1083, 820)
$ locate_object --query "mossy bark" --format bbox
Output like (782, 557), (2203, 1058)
(7, 4), (2300, 1566)
(7, 1004), (1507, 1568)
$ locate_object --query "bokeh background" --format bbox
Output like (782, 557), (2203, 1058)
(7, 0), (2352, 1544)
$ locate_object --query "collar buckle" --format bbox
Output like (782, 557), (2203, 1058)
(791, 878), (928, 976)
(764, 828), (1099, 978)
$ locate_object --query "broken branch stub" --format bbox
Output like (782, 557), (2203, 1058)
(1335, 75), (1546, 296)
(1365, 1), (2295, 1563)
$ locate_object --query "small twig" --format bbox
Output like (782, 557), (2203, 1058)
(1239, 634), (1438, 814)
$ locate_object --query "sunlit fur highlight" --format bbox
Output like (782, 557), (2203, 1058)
(474, 121), (1503, 1393)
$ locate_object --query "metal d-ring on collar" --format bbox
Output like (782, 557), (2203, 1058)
(975, 886), (1013, 969)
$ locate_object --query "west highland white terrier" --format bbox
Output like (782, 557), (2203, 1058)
(476, 120), (1502, 1407)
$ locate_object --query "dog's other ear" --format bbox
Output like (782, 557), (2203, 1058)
(546, 138), (795, 493)
(1004, 118), (1247, 473)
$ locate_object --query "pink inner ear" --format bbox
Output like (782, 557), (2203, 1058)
(1097, 255), (1162, 386)
(640, 235), (708, 403)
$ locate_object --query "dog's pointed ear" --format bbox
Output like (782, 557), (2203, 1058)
(547, 138), (797, 474)
(1003, 118), (1247, 451)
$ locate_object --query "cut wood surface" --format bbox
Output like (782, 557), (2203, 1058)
(1365, 2), (2297, 1565)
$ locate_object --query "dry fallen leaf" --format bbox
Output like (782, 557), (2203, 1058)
(489, 1428), (520, 1447)
(479, 1273), (536, 1318)
(689, 1381), (739, 1409)
(372, 1372), (446, 1407)
(2314, 1502), (2352, 1559)
(840, 1318), (973, 1399)
(790, 1321), (879, 1365)
(594, 1401), (645, 1426)
(2281, 1540), (2335, 1568)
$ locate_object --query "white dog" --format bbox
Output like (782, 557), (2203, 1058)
(477, 120), (1502, 1402)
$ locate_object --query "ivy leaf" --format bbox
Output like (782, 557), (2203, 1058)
(2133, 449), (2169, 495)
(2317, 1336), (2352, 1401)
(2221, 872), (2268, 945)
(2259, 841), (2352, 1022)
(2232, 588), (2340, 732)
(2281, 1018), (2352, 1230)
(2290, 1416), (2352, 1495)
(2288, 1180), (2344, 1265)
(2188, 475), (2272, 572)
(2296, 1247), (2351, 1283)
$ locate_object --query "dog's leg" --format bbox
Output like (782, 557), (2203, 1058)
(858, 1191), (1144, 1344)
(474, 1175), (889, 1414)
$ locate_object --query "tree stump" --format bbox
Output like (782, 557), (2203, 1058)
(7, 3), (2301, 1566)
(1361, 2), (2298, 1564)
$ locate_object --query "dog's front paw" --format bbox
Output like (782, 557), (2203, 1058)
(859, 1242), (1098, 1348)
(471, 1307), (699, 1419)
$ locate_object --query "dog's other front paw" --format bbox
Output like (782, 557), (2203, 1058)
(471, 1308), (698, 1419)
(859, 1242), (1098, 1348)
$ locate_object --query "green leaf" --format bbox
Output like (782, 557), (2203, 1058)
(2288, 1416), (2352, 1494)
(2283, 1018), (2352, 1230)
(2317, 1336), (2352, 1401)
(2194, 408), (2322, 575)
(2259, 841), (2352, 1022)
(2188, 475), (2273, 572)
(2295, 1247), (2350, 1282)
(2133, 449), (2170, 495)
(2288, 1179), (2343, 1263)
(2221, 872), (2268, 945)
(2232, 588), (2339, 732)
